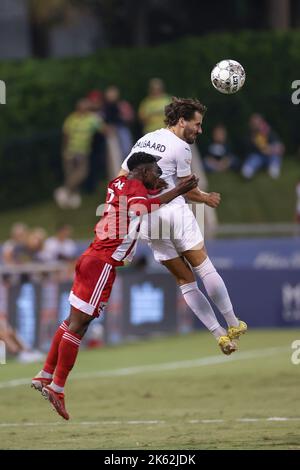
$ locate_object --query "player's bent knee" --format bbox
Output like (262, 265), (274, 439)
(177, 276), (193, 286)
(183, 246), (208, 267)
(69, 320), (92, 337)
(69, 309), (94, 336)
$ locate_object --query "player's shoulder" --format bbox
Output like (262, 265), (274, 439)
(108, 175), (128, 191)
(126, 177), (146, 190)
(135, 128), (170, 145)
(149, 128), (173, 141)
(110, 176), (145, 193)
(129, 129), (167, 156)
(134, 128), (164, 142)
(173, 134), (192, 153)
(164, 131), (192, 162)
(126, 178), (149, 200)
(161, 128), (191, 153)
(109, 175), (127, 184)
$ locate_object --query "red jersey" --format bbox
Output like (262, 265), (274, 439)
(84, 176), (161, 266)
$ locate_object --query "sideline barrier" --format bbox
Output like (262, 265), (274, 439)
(1, 236), (300, 350)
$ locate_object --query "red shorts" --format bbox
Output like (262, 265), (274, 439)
(69, 255), (116, 317)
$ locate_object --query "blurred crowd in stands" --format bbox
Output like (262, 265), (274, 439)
(0, 223), (79, 362)
(203, 114), (285, 179)
(1, 223), (77, 265)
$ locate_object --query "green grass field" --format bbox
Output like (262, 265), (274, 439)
(0, 329), (300, 450)
(0, 158), (298, 241)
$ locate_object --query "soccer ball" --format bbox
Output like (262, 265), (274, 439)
(211, 59), (246, 94)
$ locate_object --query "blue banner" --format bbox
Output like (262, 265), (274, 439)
(206, 237), (300, 270)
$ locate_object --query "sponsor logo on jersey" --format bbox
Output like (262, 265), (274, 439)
(133, 140), (166, 152)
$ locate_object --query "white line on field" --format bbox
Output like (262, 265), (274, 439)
(1, 417), (300, 428)
(0, 346), (288, 390)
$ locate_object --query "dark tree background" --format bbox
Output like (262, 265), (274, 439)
(28, 0), (299, 55)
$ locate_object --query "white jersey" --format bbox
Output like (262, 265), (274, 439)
(121, 128), (192, 205)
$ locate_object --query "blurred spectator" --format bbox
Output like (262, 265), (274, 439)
(26, 228), (47, 262)
(0, 277), (44, 362)
(2, 223), (29, 265)
(85, 320), (104, 349)
(0, 320), (44, 363)
(0, 317), (23, 356)
(138, 78), (171, 134)
(87, 89), (104, 116)
(85, 89), (107, 191)
(103, 85), (134, 158)
(203, 124), (239, 172)
(54, 98), (104, 209)
(42, 224), (77, 262)
(296, 179), (300, 223)
(241, 113), (284, 180)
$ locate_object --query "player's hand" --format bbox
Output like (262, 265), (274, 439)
(147, 177), (168, 195)
(205, 192), (221, 208)
(155, 177), (168, 191)
(177, 175), (199, 194)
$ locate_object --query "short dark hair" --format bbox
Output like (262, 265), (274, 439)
(127, 152), (158, 171)
(164, 97), (207, 127)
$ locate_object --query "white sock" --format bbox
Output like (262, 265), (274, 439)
(37, 370), (52, 379)
(179, 282), (226, 338)
(50, 381), (64, 394)
(194, 257), (239, 327)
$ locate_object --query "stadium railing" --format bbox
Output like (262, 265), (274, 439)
(0, 261), (191, 353)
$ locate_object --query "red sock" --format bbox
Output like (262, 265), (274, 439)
(43, 320), (70, 375)
(53, 331), (81, 388)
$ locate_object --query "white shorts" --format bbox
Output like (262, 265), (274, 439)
(140, 202), (204, 262)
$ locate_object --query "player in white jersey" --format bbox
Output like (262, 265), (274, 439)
(120, 97), (247, 354)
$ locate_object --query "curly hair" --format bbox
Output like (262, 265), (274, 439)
(164, 97), (207, 127)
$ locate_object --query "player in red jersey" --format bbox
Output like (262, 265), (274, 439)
(31, 152), (198, 420)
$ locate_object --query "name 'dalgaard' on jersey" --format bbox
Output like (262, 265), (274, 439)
(133, 140), (166, 152)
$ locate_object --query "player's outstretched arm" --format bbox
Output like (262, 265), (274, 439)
(190, 189), (221, 208)
(159, 175), (199, 205)
(128, 176), (199, 220)
(128, 176), (198, 217)
(177, 176), (221, 208)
